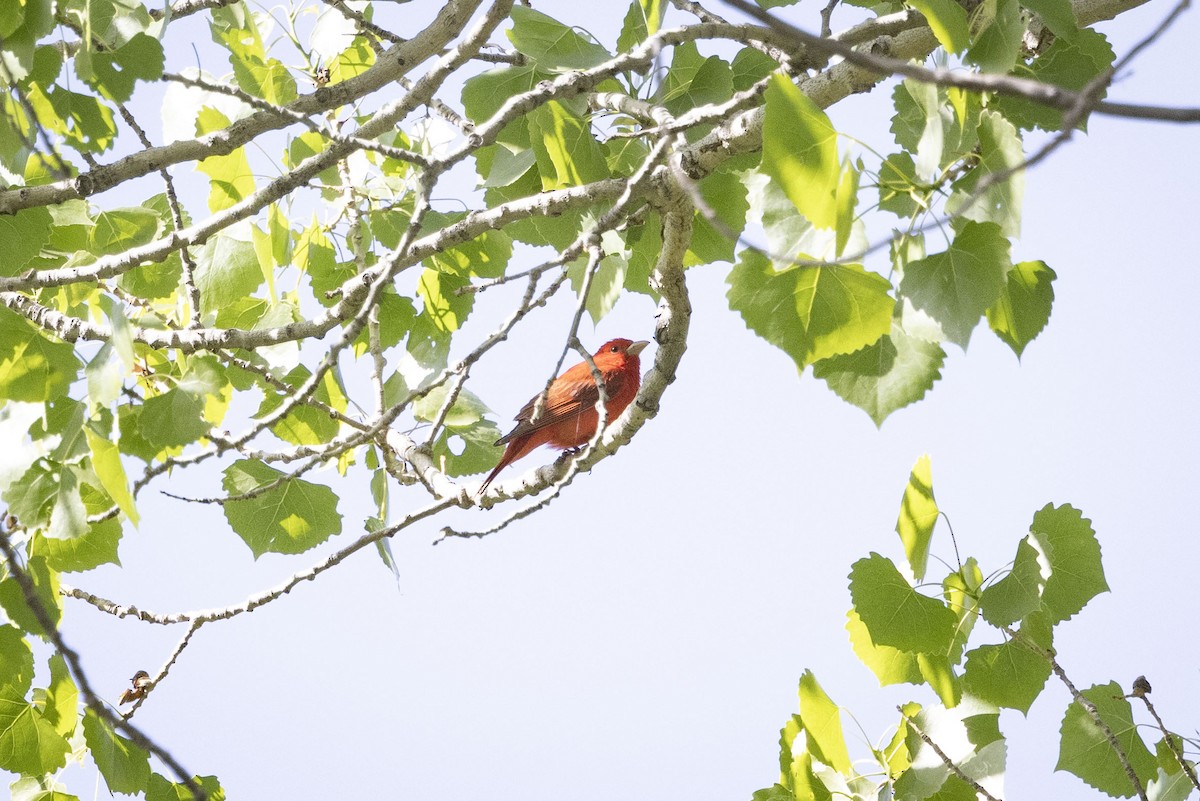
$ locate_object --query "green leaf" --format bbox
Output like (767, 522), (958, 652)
(0, 556), (61, 638)
(1029, 503), (1107, 623)
(993, 30), (1114, 131)
(732, 47), (779, 91)
(846, 608), (922, 686)
(45, 468), (87, 541)
(763, 74), (839, 228)
(284, 130), (339, 188)
(507, 6), (612, 69)
(194, 231), (264, 315)
(0, 0), (55, 82)
(423, 212), (513, 279)
(834, 159), (859, 258)
(798, 671), (852, 773)
(222, 460), (342, 558)
(898, 220), (1011, 348)
(77, 32), (164, 103)
(462, 64), (548, 127)
(0, 206), (51, 276)
(527, 100), (611, 189)
(256, 365), (346, 446)
(567, 251), (627, 325)
(146, 773), (225, 801)
(889, 80), (980, 182)
(660, 44), (734, 121)
(1146, 768), (1196, 801)
(986, 260), (1055, 358)
(0, 693), (70, 775)
(877, 152), (927, 219)
(917, 652), (961, 709)
(978, 536), (1043, 626)
(1020, 0), (1078, 38)
(140, 390), (209, 449)
(896, 455), (938, 581)
(41, 653), (77, 738)
(688, 163), (749, 266)
(752, 784), (796, 801)
(37, 513), (121, 573)
(813, 324), (946, 427)
(728, 250), (894, 370)
(196, 109), (256, 212)
(849, 553), (957, 654)
(907, 0), (969, 52)
(430, 419), (505, 479)
(83, 709), (152, 795)
(210, 5), (297, 105)
(0, 626), (33, 696)
(746, 169), (855, 264)
(617, 0), (664, 52)
(0, 308), (80, 402)
(967, 0), (1023, 73)
(417, 267), (473, 337)
(946, 111), (1024, 236)
(3, 460), (57, 531)
(1057, 682), (1158, 796)
(84, 426), (138, 526)
(962, 614), (1052, 713)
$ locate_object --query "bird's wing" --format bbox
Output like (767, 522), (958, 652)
(497, 368), (628, 445)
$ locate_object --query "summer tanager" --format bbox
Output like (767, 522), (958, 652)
(480, 338), (649, 493)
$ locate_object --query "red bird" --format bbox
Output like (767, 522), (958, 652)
(480, 338), (649, 493)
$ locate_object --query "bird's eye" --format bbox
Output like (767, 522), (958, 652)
(610, 345), (619, 353)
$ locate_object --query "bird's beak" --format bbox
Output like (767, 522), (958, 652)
(627, 340), (650, 356)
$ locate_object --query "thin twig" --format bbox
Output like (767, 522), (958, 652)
(898, 707), (1002, 801)
(0, 531), (205, 798)
(1006, 627), (1149, 801)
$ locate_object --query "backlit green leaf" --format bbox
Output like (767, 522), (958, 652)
(993, 30), (1114, 131)
(728, 250), (894, 370)
(0, 556), (61, 639)
(846, 608), (922, 686)
(763, 74), (839, 228)
(978, 536), (1044, 626)
(0, 207), (51, 276)
(0, 626), (33, 696)
(896, 455), (938, 581)
(0, 693), (70, 775)
(798, 671), (852, 773)
(1029, 503), (1107, 623)
(986, 260), (1056, 358)
(527, 100), (610, 189)
(77, 32), (164, 103)
(946, 111), (1024, 236)
(222, 460), (342, 558)
(508, 6), (612, 69)
(967, 0), (1023, 73)
(813, 324), (946, 427)
(849, 552), (957, 654)
(42, 653), (78, 738)
(84, 426), (138, 526)
(899, 221), (1011, 348)
(83, 709), (152, 795)
(210, 5), (297, 105)
(1058, 682), (1158, 796)
(0, 309), (79, 402)
(907, 0), (969, 52)
(962, 614), (1052, 713)
(1021, 0), (1078, 38)
(194, 231), (263, 315)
